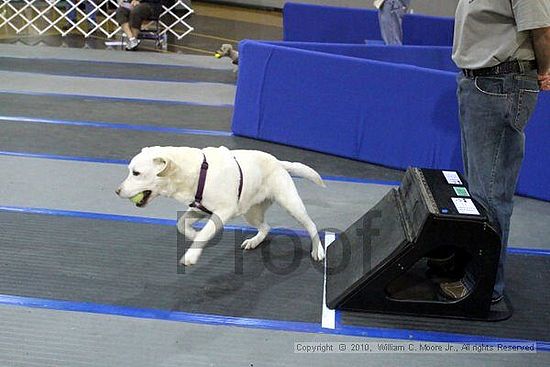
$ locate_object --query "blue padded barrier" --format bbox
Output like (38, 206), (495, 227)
(233, 40), (461, 169)
(283, 2), (382, 43)
(402, 13), (454, 46)
(265, 41), (458, 73)
(283, 2), (455, 47)
(517, 92), (550, 201)
(232, 40), (550, 201)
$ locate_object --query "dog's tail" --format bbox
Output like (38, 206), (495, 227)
(280, 161), (326, 187)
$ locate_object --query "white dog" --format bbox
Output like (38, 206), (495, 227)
(116, 146), (326, 266)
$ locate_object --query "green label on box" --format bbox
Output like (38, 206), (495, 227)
(453, 186), (470, 197)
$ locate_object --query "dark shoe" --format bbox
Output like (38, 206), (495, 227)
(440, 279), (470, 300)
(491, 294), (504, 304)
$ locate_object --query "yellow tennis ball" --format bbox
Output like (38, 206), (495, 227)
(130, 192), (144, 204)
(214, 53), (222, 58)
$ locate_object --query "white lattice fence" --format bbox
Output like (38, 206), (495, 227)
(0, 0), (193, 39)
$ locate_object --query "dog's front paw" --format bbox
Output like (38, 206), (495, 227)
(240, 238), (261, 250)
(180, 248), (203, 266)
(311, 244), (325, 262)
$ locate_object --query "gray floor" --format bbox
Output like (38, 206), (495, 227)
(0, 70), (236, 106)
(0, 154), (390, 233)
(0, 154), (547, 249)
(3, 305), (547, 367)
(0, 43), (236, 70)
(0, 56), (238, 84)
(0, 93), (235, 131)
(0, 36), (548, 366)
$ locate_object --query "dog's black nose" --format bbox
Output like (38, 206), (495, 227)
(115, 188), (121, 196)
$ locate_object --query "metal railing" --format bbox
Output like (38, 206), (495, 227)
(0, 1), (194, 39)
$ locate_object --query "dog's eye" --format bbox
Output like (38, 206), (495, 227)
(132, 170), (141, 176)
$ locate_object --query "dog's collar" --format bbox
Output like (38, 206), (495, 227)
(189, 153), (243, 215)
(189, 153), (212, 215)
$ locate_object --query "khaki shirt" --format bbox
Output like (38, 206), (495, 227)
(452, 0), (550, 69)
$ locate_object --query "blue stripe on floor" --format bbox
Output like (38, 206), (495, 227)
(0, 294), (547, 352)
(0, 205), (548, 257)
(0, 150), (397, 187)
(0, 115), (233, 137)
(321, 174), (400, 186)
(507, 247), (550, 257)
(0, 90), (234, 108)
(0, 205), (312, 238)
(0, 150), (129, 165)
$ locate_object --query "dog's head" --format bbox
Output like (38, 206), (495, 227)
(116, 147), (175, 207)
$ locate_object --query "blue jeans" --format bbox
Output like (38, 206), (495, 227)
(457, 69), (540, 299)
(378, 0), (411, 45)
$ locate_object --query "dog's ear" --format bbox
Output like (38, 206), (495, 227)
(153, 157), (174, 177)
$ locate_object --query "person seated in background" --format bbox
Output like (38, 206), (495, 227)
(374, 0), (412, 45)
(115, 0), (162, 51)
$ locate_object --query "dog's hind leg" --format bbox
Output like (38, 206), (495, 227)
(177, 208), (206, 240)
(180, 210), (232, 266)
(272, 174), (325, 261)
(241, 200), (272, 250)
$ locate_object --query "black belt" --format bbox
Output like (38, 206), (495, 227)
(462, 60), (538, 78)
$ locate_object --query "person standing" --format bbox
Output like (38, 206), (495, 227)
(374, 0), (412, 45)
(440, 0), (550, 303)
